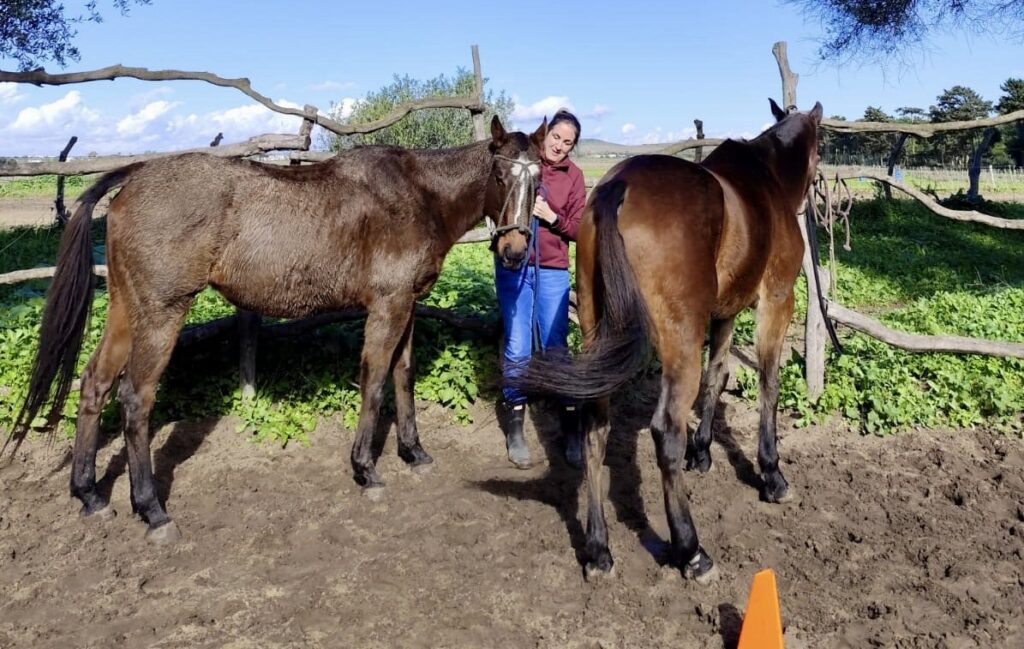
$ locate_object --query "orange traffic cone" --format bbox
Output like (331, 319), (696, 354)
(737, 568), (784, 649)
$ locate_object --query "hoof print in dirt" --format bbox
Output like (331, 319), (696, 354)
(144, 521), (181, 545)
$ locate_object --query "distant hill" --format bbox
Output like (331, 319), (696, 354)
(574, 138), (672, 157)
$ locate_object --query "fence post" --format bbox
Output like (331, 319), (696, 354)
(773, 40), (828, 399)
(693, 119), (704, 163)
(470, 45), (486, 141)
(54, 136), (78, 226)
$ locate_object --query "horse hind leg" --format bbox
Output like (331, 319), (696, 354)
(687, 316), (736, 473)
(71, 291), (131, 518)
(391, 315), (432, 469)
(754, 288), (796, 503)
(650, 328), (718, 584)
(119, 305), (192, 544)
(582, 396), (614, 579)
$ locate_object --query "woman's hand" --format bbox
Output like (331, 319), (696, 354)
(533, 196), (558, 225)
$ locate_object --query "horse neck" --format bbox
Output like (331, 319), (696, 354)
(412, 140), (492, 243)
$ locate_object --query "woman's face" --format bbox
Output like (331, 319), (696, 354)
(542, 121), (577, 164)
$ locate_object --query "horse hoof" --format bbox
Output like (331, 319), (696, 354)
(685, 448), (712, 473)
(362, 485), (386, 502)
(584, 550), (615, 581)
(684, 547), (719, 585)
(399, 444), (434, 468)
(760, 472), (792, 504)
(145, 521), (181, 545)
(80, 503), (116, 521)
(584, 561), (616, 582)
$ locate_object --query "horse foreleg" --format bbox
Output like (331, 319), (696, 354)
(350, 299), (414, 493)
(687, 316), (735, 473)
(71, 292), (131, 518)
(651, 338), (717, 584)
(392, 315), (432, 468)
(754, 290), (795, 503)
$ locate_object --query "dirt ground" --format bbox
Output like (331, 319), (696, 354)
(1, 381), (1022, 649)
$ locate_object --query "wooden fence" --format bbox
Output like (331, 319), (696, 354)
(3, 41), (1024, 404)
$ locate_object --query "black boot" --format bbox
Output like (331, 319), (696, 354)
(499, 401), (531, 469)
(561, 404), (584, 469)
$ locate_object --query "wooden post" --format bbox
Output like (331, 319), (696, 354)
(773, 40), (828, 400)
(54, 136), (77, 226)
(470, 45), (486, 141)
(693, 119), (705, 163)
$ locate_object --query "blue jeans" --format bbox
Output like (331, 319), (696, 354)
(495, 261), (570, 405)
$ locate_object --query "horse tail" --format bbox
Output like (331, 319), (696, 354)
(507, 178), (653, 401)
(3, 164), (139, 457)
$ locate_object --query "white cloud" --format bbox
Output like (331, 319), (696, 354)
(586, 104), (610, 119)
(621, 123), (636, 135)
(117, 100), (179, 136)
(8, 91), (100, 133)
(336, 97), (357, 119)
(0, 82), (25, 104)
(309, 80), (355, 92)
(167, 99), (306, 146)
(512, 95), (574, 123)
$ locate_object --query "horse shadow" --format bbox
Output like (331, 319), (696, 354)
(471, 366), (769, 571)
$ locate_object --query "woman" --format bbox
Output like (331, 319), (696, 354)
(495, 109), (586, 469)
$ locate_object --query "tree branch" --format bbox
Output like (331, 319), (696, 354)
(827, 301), (1024, 359)
(821, 109), (1024, 137)
(842, 172), (1024, 230)
(656, 138), (726, 156)
(0, 134), (309, 176)
(0, 65), (483, 137)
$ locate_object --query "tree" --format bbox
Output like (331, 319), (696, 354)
(0, 1), (150, 71)
(327, 68), (514, 151)
(929, 85), (993, 166)
(859, 106), (896, 163)
(788, 0), (1024, 62)
(996, 78), (1024, 166)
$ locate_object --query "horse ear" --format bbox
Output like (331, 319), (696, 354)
(810, 101), (823, 124)
(490, 115), (508, 146)
(769, 98), (787, 122)
(530, 117), (548, 148)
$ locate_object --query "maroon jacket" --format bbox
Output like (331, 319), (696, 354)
(532, 157), (586, 269)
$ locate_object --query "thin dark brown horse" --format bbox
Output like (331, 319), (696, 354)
(510, 101), (826, 583)
(7, 116), (541, 543)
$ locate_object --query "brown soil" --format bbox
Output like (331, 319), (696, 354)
(1, 383), (1021, 649)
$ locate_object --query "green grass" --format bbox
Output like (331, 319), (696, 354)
(0, 175), (95, 199)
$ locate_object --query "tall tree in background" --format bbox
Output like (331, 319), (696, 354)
(327, 69), (513, 151)
(0, 1), (150, 70)
(996, 78), (1024, 166)
(859, 106), (896, 164)
(788, 0), (1024, 62)
(929, 85), (993, 166)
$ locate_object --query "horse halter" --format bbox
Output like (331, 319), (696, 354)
(486, 154), (540, 242)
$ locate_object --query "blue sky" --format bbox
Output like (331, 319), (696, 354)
(1, 0), (1022, 156)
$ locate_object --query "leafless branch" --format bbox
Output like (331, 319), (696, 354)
(821, 109), (1024, 137)
(828, 302), (1024, 359)
(0, 65), (483, 137)
(0, 134), (309, 176)
(842, 172), (1024, 230)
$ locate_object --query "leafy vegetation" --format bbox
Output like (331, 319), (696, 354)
(2, 196), (1022, 444)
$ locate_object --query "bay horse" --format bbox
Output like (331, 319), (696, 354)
(510, 101), (825, 583)
(6, 116), (542, 543)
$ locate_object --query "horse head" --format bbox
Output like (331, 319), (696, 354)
(485, 116), (545, 269)
(767, 99), (824, 206)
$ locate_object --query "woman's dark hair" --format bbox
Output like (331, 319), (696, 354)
(550, 109), (581, 146)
